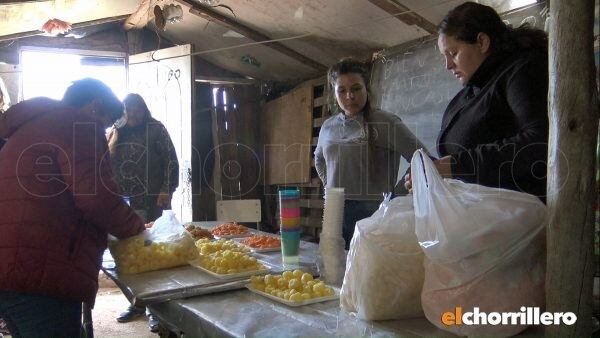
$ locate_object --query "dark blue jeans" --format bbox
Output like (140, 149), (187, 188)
(342, 199), (381, 250)
(0, 291), (82, 338)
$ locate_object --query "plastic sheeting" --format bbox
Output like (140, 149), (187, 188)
(148, 289), (453, 338)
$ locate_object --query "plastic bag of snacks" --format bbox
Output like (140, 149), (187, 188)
(109, 210), (198, 274)
(340, 194), (424, 320)
(411, 149), (546, 337)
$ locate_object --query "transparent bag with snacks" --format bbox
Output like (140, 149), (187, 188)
(411, 149), (546, 337)
(109, 210), (198, 274)
(340, 194), (424, 320)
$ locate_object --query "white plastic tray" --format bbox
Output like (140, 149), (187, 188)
(245, 284), (340, 307)
(189, 261), (269, 280)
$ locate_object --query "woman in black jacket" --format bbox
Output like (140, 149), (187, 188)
(406, 2), (548, 200)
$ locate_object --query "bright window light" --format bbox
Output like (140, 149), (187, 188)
(212, 87), (219, 107)
(510, 0), (536, 8)
(21, 50), (127, 101)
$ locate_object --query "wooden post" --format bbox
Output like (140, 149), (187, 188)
(546, 0), (599, 336)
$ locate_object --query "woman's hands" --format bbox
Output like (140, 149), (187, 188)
(404, 155), (454, 191)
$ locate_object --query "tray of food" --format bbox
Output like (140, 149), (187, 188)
(211, 223), (252, 239)
(195, 238), (249, 255)
(191, 238), (268, 279)
(245, 270), (339, 307)
(185, 223), (214, 240)
(190, 261), (268, 280)
(237, 235), (281, 253)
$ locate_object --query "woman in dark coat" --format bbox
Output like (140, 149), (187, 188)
(406, 2), (548, 200)
(108, 93), (179, 331)
(108, 93), (179, 222)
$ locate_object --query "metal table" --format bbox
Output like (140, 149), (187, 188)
(103, 222), (452, 337)
(101, 222), (320, 306)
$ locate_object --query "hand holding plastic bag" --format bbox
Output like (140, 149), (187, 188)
(411, 149), (546, 337)
(109, 210), (198, 274)
(340, 194), (424, 320)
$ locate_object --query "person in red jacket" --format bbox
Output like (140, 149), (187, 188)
(0, 78), (145, 337)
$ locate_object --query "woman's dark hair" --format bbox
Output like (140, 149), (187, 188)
(123, 93), (152, 123)
(439, 2), (547, 54)
(108, 93), (153, 156)
(62, 77), (123, 123)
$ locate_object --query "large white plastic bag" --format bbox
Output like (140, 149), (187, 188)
(340, 195), (424, 320)
(411, 149), (546, 337)
(109, 210), (198, 274)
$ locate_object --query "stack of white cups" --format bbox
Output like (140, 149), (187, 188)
(318, 187), (347, 285)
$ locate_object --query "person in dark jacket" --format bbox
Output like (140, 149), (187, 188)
(0, 78), (146, 337)
(405, 2), (548, 200)
(108, 93), (179, 223)
(108, 93), (179, 331)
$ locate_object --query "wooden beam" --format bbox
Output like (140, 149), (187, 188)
(545, 0), (598, 336)
(0, 15), (129, 42)
(175, 0), (327, 72)
(367, 0), (437, 35)
(194, 75), (256, 85)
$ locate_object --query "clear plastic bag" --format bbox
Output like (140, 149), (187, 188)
(109, 210), (198, 274)
(340, 194), (424, 320)
(411, 149), (546, 337)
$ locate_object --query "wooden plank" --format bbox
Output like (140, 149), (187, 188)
(0, 15), (129, 42)
(367, 0), (437, 35)
(301, 217), (323, 228)
(545, 0), (598, 336)
(297, 181), (321, 188)
(313, 96), (326, 108)
(297, 76), (327, 89)
(129, 44), (191, 64)
(177, 0), (327, 71)
(300, 199), (324, 209)
(297, 178), (322, 188)
(262, 85), (313, 185)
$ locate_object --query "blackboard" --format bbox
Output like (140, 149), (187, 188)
(370, 2), (547, 159)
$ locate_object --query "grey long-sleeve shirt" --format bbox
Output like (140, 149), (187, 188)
(314, 110), (425, 200)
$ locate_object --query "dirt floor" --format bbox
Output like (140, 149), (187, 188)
(93, 273), (156, 338)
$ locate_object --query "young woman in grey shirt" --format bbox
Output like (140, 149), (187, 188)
(314, 58), (426, 248)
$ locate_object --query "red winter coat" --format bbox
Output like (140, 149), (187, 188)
(0, 98), (145, 305)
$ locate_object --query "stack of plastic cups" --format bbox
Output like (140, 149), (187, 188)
(320, 188), (345, 238)
(319, 187), (347, 285)
(279, 189), (301, 264)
